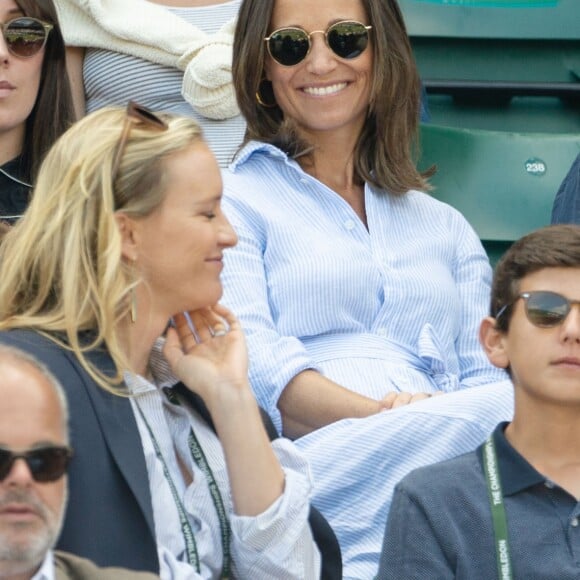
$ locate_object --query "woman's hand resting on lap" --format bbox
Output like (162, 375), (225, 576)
(379, 391), (443, 410)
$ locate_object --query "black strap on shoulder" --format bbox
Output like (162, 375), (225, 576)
(174, 383), (343, 579)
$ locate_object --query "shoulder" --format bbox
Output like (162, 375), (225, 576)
(0, 329), (67, 360)
(389, 187), (474, 229)
(54, 551), (159, 580)
(551, 153), (580, 225)
(222, 142), (303, 232)
(0, 330), (110, 393)
(394, 448), (484, 505)
(224, 141), (297, 199)
(371, 187), (485, 258)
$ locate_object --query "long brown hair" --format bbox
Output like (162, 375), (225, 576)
(233, 0), (430, 194)
(15, 0), (75, 182)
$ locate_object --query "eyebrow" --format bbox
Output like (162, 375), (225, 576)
(192, 194), (222, 206)
(0, 440), (66, 450)
(271, 17), (358, 29)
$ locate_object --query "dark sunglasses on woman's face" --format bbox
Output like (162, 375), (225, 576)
(496, 290), (580, 328)
(264, 20), (372, 67)
(0, 17), (53, 58)
(0, 445), (73, 482)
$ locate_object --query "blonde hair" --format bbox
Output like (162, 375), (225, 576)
(0, 106), (203, 392)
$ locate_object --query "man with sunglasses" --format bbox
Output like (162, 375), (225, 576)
(378, 224), (580, 579)
(0, 345), (157, 580)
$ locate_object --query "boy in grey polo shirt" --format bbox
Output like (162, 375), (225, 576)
(378, 224), (580, 580)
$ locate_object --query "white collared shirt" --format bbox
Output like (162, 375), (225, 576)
(125, 340), (320, 579)
(31, 550), (54, 580)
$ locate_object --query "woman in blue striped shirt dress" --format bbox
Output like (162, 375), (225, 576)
(221, 0), (514, 577)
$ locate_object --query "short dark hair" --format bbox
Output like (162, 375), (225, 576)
(232, 0), (430, 194)
(15, 0), (75, 182)
(492, 224), (580, 331)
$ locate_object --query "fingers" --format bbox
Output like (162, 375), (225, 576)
(172, 312), (199, 351)
(210, 304), (241, 333)
(163, 326), (184, 370)
(390, 392), (413, 409)
(380, 391), (441, 411)
(380, 392), (398, 410)
(406, 392), (433, 406)
(189, 309), (215, 342)
(171, 305), (237, 350)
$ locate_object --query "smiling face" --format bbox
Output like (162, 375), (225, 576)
(264, 0), (373, 143)
(0, 0), (45, 161)
(483, 267), (580, 410)
(0, 359), (67, 576)
(127, 142), (238, 319)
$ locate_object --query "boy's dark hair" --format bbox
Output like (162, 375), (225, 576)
(492, 224), (580, 331)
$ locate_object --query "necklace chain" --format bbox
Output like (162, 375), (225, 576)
(0, 166), (32, 188)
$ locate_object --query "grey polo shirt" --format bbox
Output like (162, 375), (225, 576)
(378, 422), (580, 579)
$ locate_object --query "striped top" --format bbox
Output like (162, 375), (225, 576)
(221, 141), (514, 578)
(83, 1), (245, 167)
(125, 340), (320, 579)
(222, 141), (507, 430)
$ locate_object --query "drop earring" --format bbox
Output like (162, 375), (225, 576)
(130, 257), (138, 324)
(256, 78), (277, 108)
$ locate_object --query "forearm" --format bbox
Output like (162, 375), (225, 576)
(229, 440), (321, 579)
(278, 369), (382, 438)
(207, 383), (285, 516)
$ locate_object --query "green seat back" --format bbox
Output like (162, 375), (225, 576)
(419, 123), (580, 263)
(400, 0), (580, 137)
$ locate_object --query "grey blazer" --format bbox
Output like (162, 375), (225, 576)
(0, 329), (342, 578)
(0, 330), (159, 572)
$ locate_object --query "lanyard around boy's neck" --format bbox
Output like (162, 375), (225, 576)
(482, 435), (513, 580)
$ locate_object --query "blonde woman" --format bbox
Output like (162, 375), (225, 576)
(0, 104), (340, 578)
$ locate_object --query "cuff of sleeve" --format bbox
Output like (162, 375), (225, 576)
(229, 438), (312, 550)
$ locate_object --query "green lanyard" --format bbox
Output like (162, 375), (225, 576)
(482, 435), (513, 580)
(187, 426), (231, 579)
(136, 401), (231, 578)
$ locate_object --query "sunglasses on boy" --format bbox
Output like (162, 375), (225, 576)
(0, 445), (73, 483)
(1, 17), (53, 58)
(265, 20), (372, 67)
(496, 290), (580, 328)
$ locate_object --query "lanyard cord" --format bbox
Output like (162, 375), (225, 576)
(482, 435), (513, 580)
(136, 401), (231, 578)
(188, 428), (231, 578)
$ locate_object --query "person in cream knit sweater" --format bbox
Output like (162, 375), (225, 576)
(55, 0), (246, 166)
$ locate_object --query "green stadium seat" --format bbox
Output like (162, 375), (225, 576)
(400, 0), (580, 134)
(401, 0), (580, 263)
(418, 123), (580, 264)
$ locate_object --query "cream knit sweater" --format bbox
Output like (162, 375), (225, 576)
(54, 0), (239, 120)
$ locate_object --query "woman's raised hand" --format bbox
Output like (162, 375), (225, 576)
(163, 304), (249, 405)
